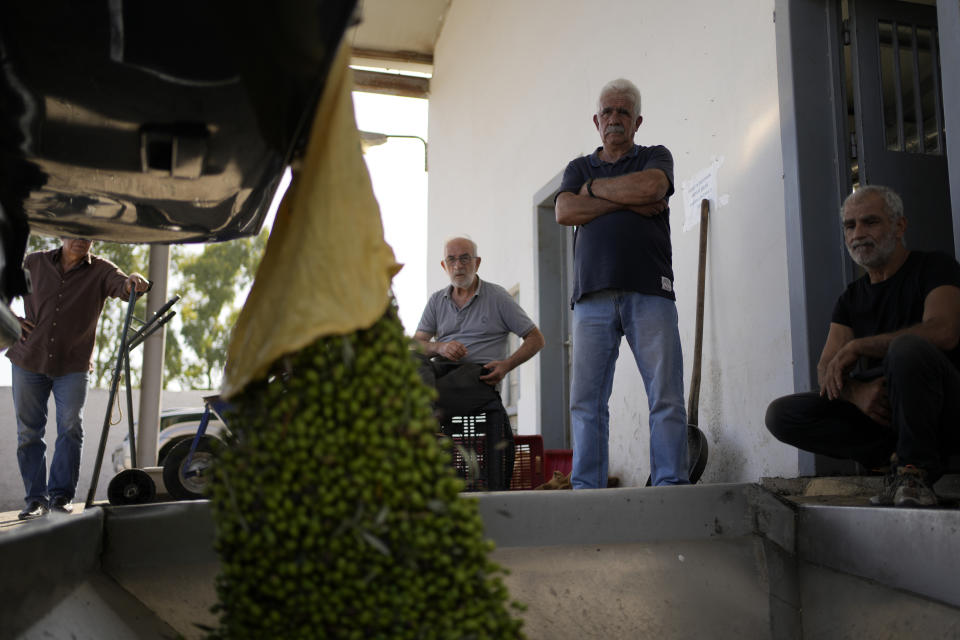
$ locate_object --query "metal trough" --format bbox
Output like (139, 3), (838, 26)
(2, 483), (958, 639)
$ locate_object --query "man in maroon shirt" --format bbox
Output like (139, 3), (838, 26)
(6, 237), (149, 519)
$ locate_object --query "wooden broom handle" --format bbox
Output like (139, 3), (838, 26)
(687, 198), (709, 426)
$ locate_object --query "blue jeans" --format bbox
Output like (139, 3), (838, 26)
(12, 363), (89, 506)
(570, 290), (689, 488)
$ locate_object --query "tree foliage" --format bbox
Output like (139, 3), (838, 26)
(24, 231), (268, 390)
(174, 231), (267, 389)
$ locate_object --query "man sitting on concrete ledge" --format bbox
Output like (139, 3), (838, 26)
(765, 185), (960, 507)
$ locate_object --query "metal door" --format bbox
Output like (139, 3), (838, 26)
(849, 0), (951, 254)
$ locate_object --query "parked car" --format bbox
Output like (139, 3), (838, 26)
(111, 407), (228, 474)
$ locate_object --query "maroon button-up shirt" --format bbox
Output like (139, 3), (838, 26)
(6, 248), (129, 377)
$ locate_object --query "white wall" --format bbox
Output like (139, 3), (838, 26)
(0, 387), (212, 511)
(428, 0), (799, 485)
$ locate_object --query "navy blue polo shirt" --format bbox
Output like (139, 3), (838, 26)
(558, 144), (676, 307)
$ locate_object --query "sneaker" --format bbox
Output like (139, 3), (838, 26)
(869, 455), (898, 506)
(18, 500), (48, 520)
(892, 466), (938, 507)
(50, 496), (74, 514)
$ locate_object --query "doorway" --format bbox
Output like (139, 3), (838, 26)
(845, 0), (951, 255)
(776, 0), (956, 475)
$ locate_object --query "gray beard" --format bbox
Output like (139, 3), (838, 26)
(848, 233), (898, 269)
(453, 273), (475, 288)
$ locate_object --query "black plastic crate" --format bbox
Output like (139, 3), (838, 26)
(441, 409), (513, 491)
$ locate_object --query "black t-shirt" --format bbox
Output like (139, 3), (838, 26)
(832, 250), (960, 370)
(558, 144), (675, 307)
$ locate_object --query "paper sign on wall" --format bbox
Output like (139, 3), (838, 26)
(680, 159), (722, 232)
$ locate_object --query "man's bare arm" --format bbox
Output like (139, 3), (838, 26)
(555, 192), (624, 226)
(821, 285), (960, 399)
(847, 285), (960, 358)
(412, 330), (436, 354)
(816, 322), (890, 422)
(555, 168), (670, 227)
(479, 326), (546, 385)
(556, 192), (668, 226)
(591, 168), (670, 206)
(413, 330), (467, 361)
(817, 322), (855, 394)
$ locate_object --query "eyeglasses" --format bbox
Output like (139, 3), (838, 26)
(444, 254), (475, 266)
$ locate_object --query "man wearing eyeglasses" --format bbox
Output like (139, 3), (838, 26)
(6, 237), (150, 519)
(555, 78), (688, 489)
(414, 236), (544, 388)
(414, 236), (544, 490)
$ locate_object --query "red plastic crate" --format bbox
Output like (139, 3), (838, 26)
(544, 449), (573, 479)
(510, 435), (545, 490)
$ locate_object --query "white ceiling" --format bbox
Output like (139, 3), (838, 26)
(346, 0), (451, 74)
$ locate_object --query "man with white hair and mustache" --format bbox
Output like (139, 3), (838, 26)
(555, 78), (689, 489)
(766, 185), (960, 507)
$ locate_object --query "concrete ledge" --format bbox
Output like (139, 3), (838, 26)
(15, 572), (179, 640)
(0, 509), (104, 637)
(798, 561), (960, 638)
(98, 484), (794, 557)
(796, 504), (960, 608)
(101, 501), (219, 638)
(471, 483), (794, 548)
(102, 500), (216, 571)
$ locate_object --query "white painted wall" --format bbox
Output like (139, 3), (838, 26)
(427, 0), (799, 485)
(0, 387), (212, 512)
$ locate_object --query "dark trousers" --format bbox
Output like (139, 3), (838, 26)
(765, 335), (960, 480)
(414, 354), (515, 490)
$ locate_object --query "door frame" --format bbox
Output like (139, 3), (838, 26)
(533, 172), (572, 449)
(940, 0), (960, 246)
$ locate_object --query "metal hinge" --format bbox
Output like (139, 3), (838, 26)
(842, 19), (851, 45)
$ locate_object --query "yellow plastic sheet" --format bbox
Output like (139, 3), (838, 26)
(220, 43), (400, 399)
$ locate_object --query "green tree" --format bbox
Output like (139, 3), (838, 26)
(172, 231), (267, 389)
(88, 243), (151, 387)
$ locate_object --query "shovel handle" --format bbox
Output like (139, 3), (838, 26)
(687, 198), (709, 425)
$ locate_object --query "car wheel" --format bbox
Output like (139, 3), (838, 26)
(163, 435), (217, 500)
(107, 468), (157, 505)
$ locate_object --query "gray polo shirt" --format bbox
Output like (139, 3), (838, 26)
(417, 278), (535, 364)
